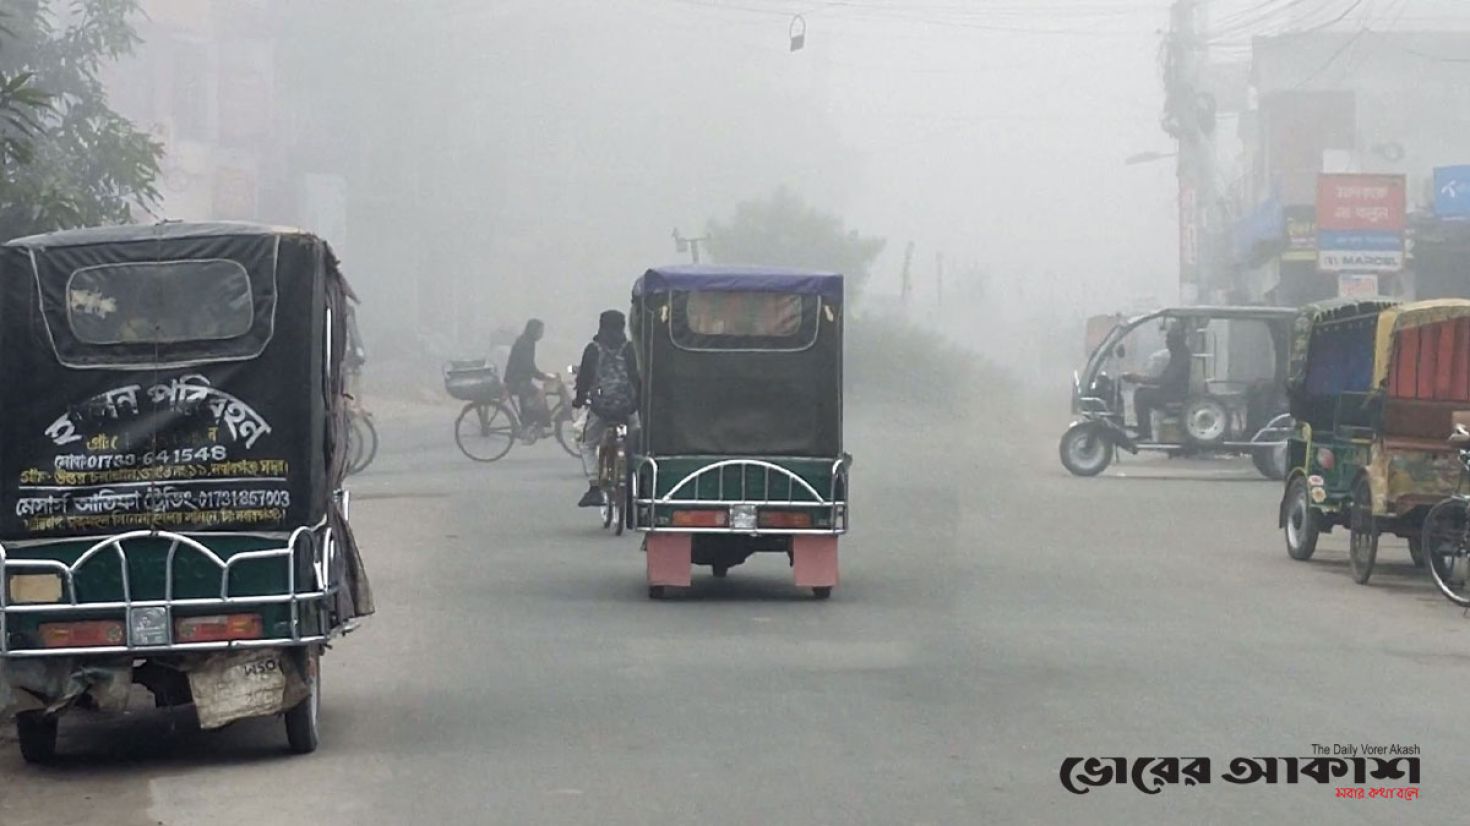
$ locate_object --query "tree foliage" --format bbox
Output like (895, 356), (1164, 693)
(706, 187), (885, 296)
(0, 0), (161, 241)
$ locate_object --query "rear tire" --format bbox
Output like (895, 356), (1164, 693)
(16, 711), (58, 764)
(1283, 476), (1319, 561)
(284, 647), (321, 755)
(1183, 396), (1229, 448)
(648, 585), (666, 600)
(1059, 424), (1113, 477)
(1349, 477), (1379, 585)
(455, 402), (516, 463)
(613, 484), (626, 537)
(812, 586), (833, 600)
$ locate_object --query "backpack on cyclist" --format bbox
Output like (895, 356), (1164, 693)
(590, 342), (637, 421)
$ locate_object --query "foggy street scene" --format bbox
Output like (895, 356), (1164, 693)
(3, 1), (1470, 823)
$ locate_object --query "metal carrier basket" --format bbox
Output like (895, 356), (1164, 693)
(443, 359), (504, 403)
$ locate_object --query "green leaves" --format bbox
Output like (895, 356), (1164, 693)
(0, 0), (160, 240)
(706, 187), (886, 297)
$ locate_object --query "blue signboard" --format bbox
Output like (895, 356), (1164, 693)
(1316, 230), (1403, 251)
(1435, 166), (1470, 219)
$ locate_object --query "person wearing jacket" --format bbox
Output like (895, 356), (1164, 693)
(573, 310), (641, 507)
(505, 318), (554, 437)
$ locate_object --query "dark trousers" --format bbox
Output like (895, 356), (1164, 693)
(1133, 387), (1180, 438)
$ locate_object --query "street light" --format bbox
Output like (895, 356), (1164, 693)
(673, 228), (707, 264)
(1124, 150), (1178, 167)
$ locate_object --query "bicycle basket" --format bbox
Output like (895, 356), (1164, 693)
(444, 360), (504, 402)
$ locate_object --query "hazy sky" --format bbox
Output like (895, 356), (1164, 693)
(592, 0), (1470, 315)
(111, 0), (1470, 343)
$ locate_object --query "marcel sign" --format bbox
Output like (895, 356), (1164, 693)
(1316, 174), (1406, 273)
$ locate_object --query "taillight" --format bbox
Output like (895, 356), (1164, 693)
(758, 510), (814, 529)
(671, 509), (728, 528)
(175, 613), (264, 643)
(39, 620), (125, 648)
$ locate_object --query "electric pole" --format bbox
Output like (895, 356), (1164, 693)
(936, 252), (945, 310)
(899, 241), (914, 315)
(1164, 0), (1217, 304)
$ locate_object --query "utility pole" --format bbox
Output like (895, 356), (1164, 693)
(1163, 0), (1217, 305)
(935, 252), (945, 309)
(899, 241), (914, 314)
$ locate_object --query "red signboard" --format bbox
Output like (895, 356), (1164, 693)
(1316, 174), (1407, 231)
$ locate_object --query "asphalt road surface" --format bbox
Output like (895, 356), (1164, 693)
(2, 398), (1468, 825)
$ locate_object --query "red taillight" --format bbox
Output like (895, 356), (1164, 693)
(174, 613), (264, 643)
(671, 509), (728, 528)
(1317, 448), (1335, 471)
(39, 620), (125, 648)
(758, 510), (814, 529)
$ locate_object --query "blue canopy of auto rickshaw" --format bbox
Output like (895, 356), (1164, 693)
(634, 265), (844, 301)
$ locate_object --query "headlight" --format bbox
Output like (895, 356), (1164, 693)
(7, 573), (63, 604)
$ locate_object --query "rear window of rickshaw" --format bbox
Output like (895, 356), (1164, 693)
(66, 260), (254, 345)
(673, 291), (819, 350)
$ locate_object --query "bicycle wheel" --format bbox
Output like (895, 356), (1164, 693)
(455, 401), (515, 462)
(345, 415), (365, 475)
(1424, 498), (1470, 607)
(347, 414), (379, 475)
(553, 405), (581, 458)
(613, 482), (626, 537)
(613, 447), (627, 536)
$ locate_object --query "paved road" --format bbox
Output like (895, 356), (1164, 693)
(2, 399), (1468, 824)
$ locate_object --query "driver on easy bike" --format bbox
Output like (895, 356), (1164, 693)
(1122, 324), (1190, 442)
(573, 310), (640, 507)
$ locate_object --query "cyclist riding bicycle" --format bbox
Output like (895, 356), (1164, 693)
(573, 309), (640, 507)
(506, 318), (556, 438)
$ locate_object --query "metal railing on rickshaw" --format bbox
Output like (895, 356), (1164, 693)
(632, 456), (849, 535)
(0, 494), (351, 659)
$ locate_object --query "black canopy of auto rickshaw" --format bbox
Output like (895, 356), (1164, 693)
(630, 265), (843, 458)
(0, 222), (354, 541)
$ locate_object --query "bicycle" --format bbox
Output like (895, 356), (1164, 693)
(448, 361), (580, 463)
(345, 407), (379, 475)
(597, 421), (629, 536)
(344, 363), (378, 476)
(1421, 424), (1470, 606)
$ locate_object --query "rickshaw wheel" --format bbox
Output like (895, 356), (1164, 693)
(285, 647), (321, 755)
(648, 585), (667, 600)
(1348, 477), (1379, 585)
(1059, 424), (1113, 477)
(16, 710), (58, 764)
(1409, 535), (1427, 568)
(1283, 477), (1319, 562)
(712, 565), (729, 578)
(812, 587), (833, 600)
